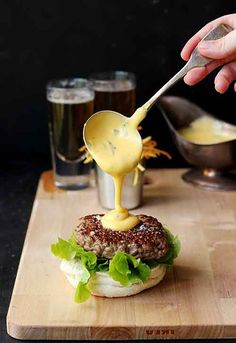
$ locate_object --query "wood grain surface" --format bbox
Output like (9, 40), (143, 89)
(7, 169), (236, 340)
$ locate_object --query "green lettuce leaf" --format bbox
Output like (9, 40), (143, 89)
(129, 260), (151, 283)
(96, 258), (109, 272)
(75, 282), (91, 303)
(51, 236), (97, 269)
(109, 252), (150, 286)
(157, 226), (181, 266)
(51, 237), (98, 303)
(51, 238), (77, 260)
(80, 266), (91, 284)
(109, 252), (131, 286)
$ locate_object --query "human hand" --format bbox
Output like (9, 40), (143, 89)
(181, 14), (236, 93)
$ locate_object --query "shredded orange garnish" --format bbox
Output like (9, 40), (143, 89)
(132, 136), (171, 185)
(141, 136), (172, 160)
(79, 146), (93, 164)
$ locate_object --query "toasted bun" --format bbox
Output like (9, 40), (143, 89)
(60, 259), (166, 298)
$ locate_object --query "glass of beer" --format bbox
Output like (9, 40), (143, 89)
(89, 71), (136, 116)
(46, 78), (94, 190)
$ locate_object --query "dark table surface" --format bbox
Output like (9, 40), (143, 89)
(0, 159), (48, 343)
(1, 159), (235, 343)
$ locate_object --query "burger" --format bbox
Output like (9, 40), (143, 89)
(51, 214), (180, 303)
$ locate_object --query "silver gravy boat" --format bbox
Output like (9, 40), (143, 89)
(158, 96), (236, 190)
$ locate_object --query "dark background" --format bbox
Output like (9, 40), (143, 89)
(1, 0), (236, 169)
(1, 1), (236, 342)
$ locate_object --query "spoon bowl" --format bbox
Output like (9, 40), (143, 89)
(83, 110), (143, 176)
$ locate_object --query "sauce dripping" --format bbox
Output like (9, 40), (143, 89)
(84, 106), (147, 231)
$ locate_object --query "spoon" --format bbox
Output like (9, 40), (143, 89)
(84, 24), (233, 176)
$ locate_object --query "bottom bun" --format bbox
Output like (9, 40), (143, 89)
(60, 259), (166, 298)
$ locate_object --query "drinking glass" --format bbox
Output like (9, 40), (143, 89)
(47, 78), (94, 190)
(89, 71), (136, 116)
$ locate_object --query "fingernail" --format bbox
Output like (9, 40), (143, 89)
(214, 79), (220, 90)
(215, 79), (224, 93)
(183, 75), (192, 86)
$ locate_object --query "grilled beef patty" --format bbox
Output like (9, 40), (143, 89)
(74, 214), (169, 260)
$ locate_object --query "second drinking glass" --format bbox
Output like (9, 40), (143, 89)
(89, 71), (136, 116)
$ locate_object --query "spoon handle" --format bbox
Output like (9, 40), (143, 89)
(143, 24), (233, 111)
(143, 65), (187, 111)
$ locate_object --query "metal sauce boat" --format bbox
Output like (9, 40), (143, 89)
(158, 96), (236, 190)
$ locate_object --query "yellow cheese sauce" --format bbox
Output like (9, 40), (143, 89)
(178, 116), (236, 144)
(84, 106), (147, 231)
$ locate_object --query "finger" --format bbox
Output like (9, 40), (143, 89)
(181, 14), (236, 61)
(183, 60), (223, 86)
(198, 29), (236, 59)
(234, 82), (236, 92)
(181, 23), (216, 61)
(214, 61), (236, 93)
(184, 67), (207, 85)
(181, 35), (202, 61)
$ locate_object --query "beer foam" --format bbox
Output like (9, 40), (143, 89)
(47, 89), (94, 104)
(93, 80), (135, 92)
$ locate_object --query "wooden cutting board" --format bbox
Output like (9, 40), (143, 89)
(7, 169), (236, 340)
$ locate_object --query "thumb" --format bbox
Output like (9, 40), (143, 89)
(198, 29), (236, 59)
